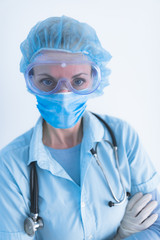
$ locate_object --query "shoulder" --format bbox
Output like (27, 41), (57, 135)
(102, 114), (128, 127)
(87, 111), (139, 142)
(97, 113), (137, 136)
(92, 112), (140, 153)
(0, 128), (33, 167)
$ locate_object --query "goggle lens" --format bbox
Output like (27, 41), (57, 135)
(25, 62), (101, 95)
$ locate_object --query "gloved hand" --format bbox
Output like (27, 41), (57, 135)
(113, 192), (158, 240)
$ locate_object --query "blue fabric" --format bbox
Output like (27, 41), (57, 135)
(0, 111), (160, 240)
(20, 16), (112, 98)
(45, 143), (81, 186)
(36, 92), (88, 128)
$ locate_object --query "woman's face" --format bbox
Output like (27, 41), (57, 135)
(30, 50), (92, 93)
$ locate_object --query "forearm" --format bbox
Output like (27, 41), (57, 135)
(124, 228), (160, 240)
(113, 188), (160, 240)
(113, 215), (160, 240)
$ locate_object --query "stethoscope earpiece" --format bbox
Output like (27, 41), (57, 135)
(127, 192), (131, 197)
(24, 215), (44, 237)
(108, 192), (131, 207)
(108, 201), (115, 207)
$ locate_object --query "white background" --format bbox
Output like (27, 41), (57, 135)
(0, 0), (160, 171)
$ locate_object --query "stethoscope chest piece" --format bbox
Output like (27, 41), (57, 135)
(24, 215), (44, 237)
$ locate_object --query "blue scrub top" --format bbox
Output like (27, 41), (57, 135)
(45, 143), (81, 186)
(0, 111), (160, 240)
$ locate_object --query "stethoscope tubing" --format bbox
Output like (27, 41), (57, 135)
(30, 161), (39, 214)
(91, 112), (130, 206)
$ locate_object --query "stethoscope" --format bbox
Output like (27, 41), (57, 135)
(24, 112), (130, 237)
(24, 161), (44, 237)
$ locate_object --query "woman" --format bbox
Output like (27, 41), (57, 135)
(0, 16), (160, 240)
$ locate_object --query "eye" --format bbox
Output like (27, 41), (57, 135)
(73, 78), (86, 86)
(40, 78), (56, 87)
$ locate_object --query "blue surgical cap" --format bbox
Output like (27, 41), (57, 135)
(20, 16), (112, 96)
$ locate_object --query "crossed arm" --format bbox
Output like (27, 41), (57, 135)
(113, 189), (160, 239)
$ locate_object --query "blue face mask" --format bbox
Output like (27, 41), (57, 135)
(36, 92), (88, 129)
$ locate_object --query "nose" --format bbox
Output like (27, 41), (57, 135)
(58, 89), (70, 93)
(57, 79), (71, 93)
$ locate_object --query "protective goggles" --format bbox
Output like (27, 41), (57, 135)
(24, 60), (101, 95)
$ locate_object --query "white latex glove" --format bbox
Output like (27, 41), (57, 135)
(113, 192), (158, 240)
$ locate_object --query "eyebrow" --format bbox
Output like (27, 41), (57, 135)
(72, 73), (88, 78)
(37, 73), (54, 77)
(37, 73), (88, 78)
